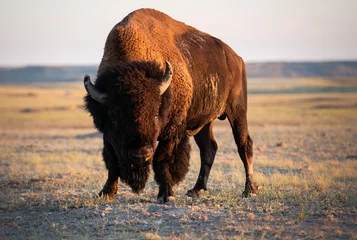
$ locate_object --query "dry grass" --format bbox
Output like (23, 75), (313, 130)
(0, 78), (357, 239)
(0, 84), (90, 129)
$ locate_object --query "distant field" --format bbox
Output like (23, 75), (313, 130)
(0, 78), (356, 239)
(248, 77), (357, 94)
(1, 61), (357, 84)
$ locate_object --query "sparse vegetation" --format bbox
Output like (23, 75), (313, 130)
(0, 78), (356, 239)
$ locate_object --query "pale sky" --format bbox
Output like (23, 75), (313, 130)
(1, 0), (357, 66)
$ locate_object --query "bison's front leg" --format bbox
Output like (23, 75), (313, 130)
(99, 140), (119, 200)
(99, 172), (118, 200)
(153, 135), (191, 203)
(187, 121), (217, 197)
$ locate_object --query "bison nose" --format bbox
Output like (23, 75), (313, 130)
(130, 146), (153, 162)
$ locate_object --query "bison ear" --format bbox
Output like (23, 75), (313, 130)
(84, 74), (107, 104)
(159, 61), (173, 95)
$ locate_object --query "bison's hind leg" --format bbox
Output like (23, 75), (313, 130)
(239, 135), (258, 197)
(153, 135), (191, 203)
(227, 107), (258, 197)
(186, 121), (217, 197)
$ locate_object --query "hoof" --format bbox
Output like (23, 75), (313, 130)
(186, 189), (201, 197)
(99, 193), (114, 201)
(99, 189), (115, 201)
(242, 181), (259, 198)
(242, 191), (257, 198)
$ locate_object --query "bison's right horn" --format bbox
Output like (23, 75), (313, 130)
(84, 75), (107, 104)
(159, 61), (173, 95)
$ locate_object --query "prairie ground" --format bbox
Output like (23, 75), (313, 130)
(0, 78), (356, 239)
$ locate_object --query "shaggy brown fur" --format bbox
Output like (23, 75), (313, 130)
(84, 8), (257, 203)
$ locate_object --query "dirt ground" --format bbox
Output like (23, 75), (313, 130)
(0, 81), (356, 239)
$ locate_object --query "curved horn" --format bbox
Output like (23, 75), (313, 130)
(84, 74), (106, 104)
(159, 61), (173, 95)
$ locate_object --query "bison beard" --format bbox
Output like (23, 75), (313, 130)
(118, 161), (151, 194)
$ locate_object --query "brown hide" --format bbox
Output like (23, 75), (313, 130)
(98, 8), (247, 136)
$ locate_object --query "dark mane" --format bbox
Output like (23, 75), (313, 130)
(84, 60), (167, 132)
(95, 61), (165, 93)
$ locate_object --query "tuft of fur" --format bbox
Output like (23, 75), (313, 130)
(169, 135), (191, 185)
(153, 134), (191, 188)
(83, 62), (164, 133)
(84, 94), (108, 133)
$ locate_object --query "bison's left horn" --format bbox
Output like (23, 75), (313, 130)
(159, 61), (173, 95)
(84, 75), (107, 104)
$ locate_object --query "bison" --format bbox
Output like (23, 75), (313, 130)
(84, 8), (258, 203)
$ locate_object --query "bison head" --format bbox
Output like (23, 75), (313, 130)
(84, 61), (172, 192)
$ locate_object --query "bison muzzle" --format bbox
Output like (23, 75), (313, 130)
(84, 8), (258, 203)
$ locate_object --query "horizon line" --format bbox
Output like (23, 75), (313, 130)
(1, 59), (357, 68)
